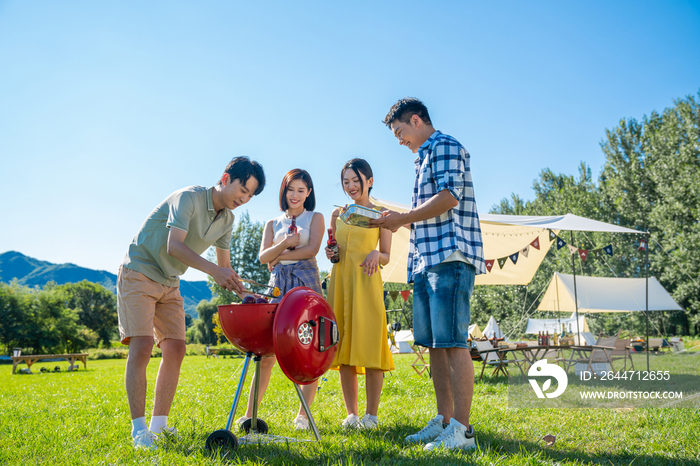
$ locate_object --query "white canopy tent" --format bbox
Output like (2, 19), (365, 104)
(389, 330), (414, 354)
(537, 273), (684, 313)
(525, 311), (591, 334)
(483, 316), (505, 340)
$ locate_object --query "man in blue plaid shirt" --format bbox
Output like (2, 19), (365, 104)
(371, 98), (484, 451)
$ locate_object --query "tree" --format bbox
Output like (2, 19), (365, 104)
(59, 281), (117, 347)
(482, 92), (700, 337)
(192, 300), (221, 345)
(208, 211), (270, 304)
(0, 282), (26, 354)
(0, 282), (97, 354)
(600, 92), (700, 335)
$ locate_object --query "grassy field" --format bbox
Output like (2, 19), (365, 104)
(2, 349), (699, 465)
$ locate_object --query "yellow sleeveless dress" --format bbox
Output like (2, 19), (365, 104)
(329, 217), (394, 374)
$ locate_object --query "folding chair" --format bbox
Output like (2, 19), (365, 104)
(410, 344), (430, 376)
(669, 337), (685, 352)
(648, 338), (671, 353)
(565, 335), (617, 374)
(611, 335), (634, 371)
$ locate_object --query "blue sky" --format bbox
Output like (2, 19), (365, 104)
(1, 1), (698, 282)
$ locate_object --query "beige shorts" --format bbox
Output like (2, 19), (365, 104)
(117, 266), (186, 347)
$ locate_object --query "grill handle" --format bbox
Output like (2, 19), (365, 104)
(318, 316), (339, 352)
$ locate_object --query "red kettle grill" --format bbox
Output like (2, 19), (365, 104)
(206, 287), (338, 451)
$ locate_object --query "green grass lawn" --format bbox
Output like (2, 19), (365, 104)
(2, 350), (699, 465)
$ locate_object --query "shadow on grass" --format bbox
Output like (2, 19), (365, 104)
(178, 421), (699, 466)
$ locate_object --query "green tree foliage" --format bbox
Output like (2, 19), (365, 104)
(0, 282), (98, 354)
(600, 92), (700, 335)
(0, 282), (27, 353)
(191, 300), (221, 345)
(59, 281), (117, 346)
(478, 92), (699, 337)
(208, 211), (270, 304)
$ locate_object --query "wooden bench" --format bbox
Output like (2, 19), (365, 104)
(206, 347), (242, 358)
(12, 353), (88, 374)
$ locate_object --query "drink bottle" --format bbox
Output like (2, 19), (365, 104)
(287, 215), (297, 250)
(327, 228), (340, 263)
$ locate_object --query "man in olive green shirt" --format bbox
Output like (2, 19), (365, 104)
(118, 156), (266, 449)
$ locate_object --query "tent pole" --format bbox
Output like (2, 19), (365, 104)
(570, 231), (581, 344)
(646, 233), (650, 372)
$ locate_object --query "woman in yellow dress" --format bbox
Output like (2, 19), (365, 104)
(325, 158), (394, 429)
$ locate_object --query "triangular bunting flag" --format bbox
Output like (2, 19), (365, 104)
(556, 237), (566, 250)
(578, 249), (589, 261)
(530, 237), (540, 250)
(322, 280), (327, 290)
(383, 290), (388, 299)
(592, 249), (603, 258)
(389, 291), (399, 300)
(485, 259), (494, 273)
(509, 252), (519, 265)
(498, 257), (508, 269)
(568, 245), (578, 255)
(400, 290), (411, 302)
(549, 230), (557, 241)
(520, 246), (529, 258)
(603, 245), (613, 256)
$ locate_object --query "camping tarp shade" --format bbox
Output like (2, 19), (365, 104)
(479, 213), (642, 234)
(525, 312), (590, 334)
(371, 198), (644, 285)
(537, 273), (684, 313)
(372, 198), (553, 285)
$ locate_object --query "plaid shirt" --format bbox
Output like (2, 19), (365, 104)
(408, 130), (486, 282)
(268, 258), (322, 303)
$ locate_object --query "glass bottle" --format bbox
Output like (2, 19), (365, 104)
(327, 228), (340, 263)
(287, 215), (297, 250)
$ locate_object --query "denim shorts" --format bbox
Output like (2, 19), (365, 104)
(412, 261), (476, 349)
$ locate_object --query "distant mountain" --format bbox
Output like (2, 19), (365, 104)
(0, 251), (212, 319)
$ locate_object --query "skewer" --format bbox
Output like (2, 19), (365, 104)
(244, 290), (277, 299)
(240, 278), (281, 297)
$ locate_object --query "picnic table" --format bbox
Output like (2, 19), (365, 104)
(12, 353), (88, 374)
(519, 345), (572, 367)
(478, 345), (574, 379)
(476, 346), (528, 379)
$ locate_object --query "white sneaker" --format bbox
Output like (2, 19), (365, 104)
(424, 418), (476, 451)
(359, 414), (379, 430)
(293, 415), (309, 430)
(235, 416), (250, 429)
(405, 415), (445, 444)
(341, 413), (360, 428)
(133, 428), (157, 450)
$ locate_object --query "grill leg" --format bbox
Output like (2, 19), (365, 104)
(294, 383), (320, 442)
(225, 352), (253, 431)
(251, 356), (263, 431)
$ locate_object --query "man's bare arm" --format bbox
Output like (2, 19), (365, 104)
(167, 227), (245, 294)
(368, 190), (458, 232)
